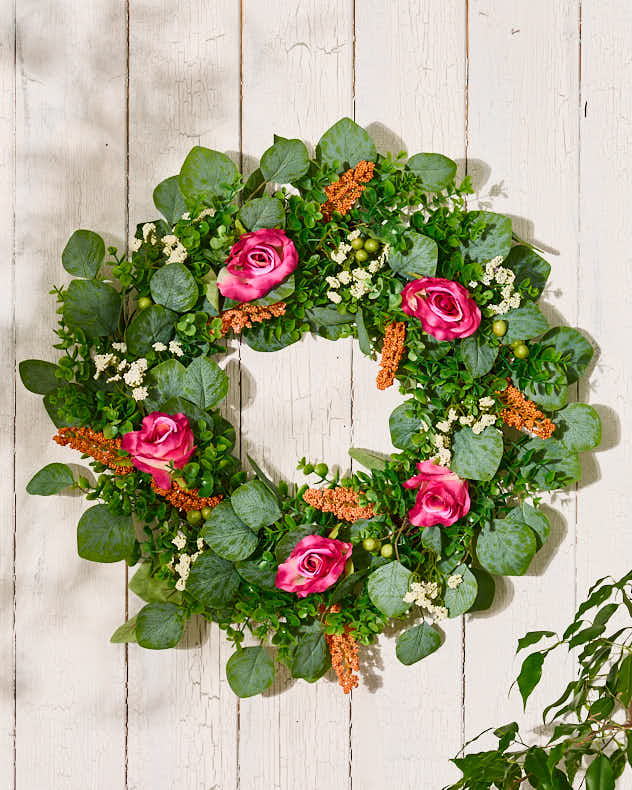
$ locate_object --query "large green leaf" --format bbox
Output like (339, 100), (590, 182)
(183, 357), (228, 409)
(242, 323), (299, 352)
(506, 502), (551, 550)
(553, 403), (601, 452)
(504, 245), (550, 297)
(260, 138), (310, 183)
(144, 359), (186, 411)
(469, 567), (496, 612)
(348, 447), (388, 472)
(179, 146), (238, 200)
(451, 426), (504, 481)
(129, 562), (183, 604)
(291, 622), (330, 682)
(460, 211), (512, 262)
(63, 279), (121, 337)
(540, 327), (594, 383)
(235, 559), (278, 591)
(110, 615), (138, 644)
(231, 479), (281, 530)
(186, 550), (240, 607)
(585, 755), (614, 790)
(396, 622), (441, 665)
(239, 196), (286, 230)
(459, 334), (499, 378)
(387, 233), (438, 279)
(153, 175), (187, 226)
(367, 561), (413, 617)
(125, 304), (176, 356)
(43, 387), (76, 428)
(317, 117), (377, 169)
(136, 602), (185, 649)
(62, 229), (105, 278)
(515, 361), (568, 411)
(150, 262), (199, 313)
(77, 504), (135, 563)
(500, 302), (549, 344)
(444, 564), (478, 617)
(19, 359), (60, 395)
(389, 400), (424, 451)
(26, 463), (74, 495)
(516, 437), (581, 490)
(160, 396), (210, 427)
(202, 500), (259, 561)
(407, 153), (457, 191)
(476, 518), (537, 576)
(226, 646), (275, 698)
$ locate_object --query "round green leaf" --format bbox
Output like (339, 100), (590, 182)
(477, 518), (537, 576)
(407, 153), (457, 191)
(260, 138), (310, 183)
(516, 437), (581, 491)
(420, 525), (442, 556)
(129, 562), (182, 604)
(62, 229), (105, 278)
(160, 396), (209, 428)
(291, 623), (330, 682)
(77, 504), (135, 563)
(554, 403), (602, 452)
(226, 646), (275, 698)
(367, 561), (413, 617)
(231, 480), (281, 530)
(153, 175), (187, 226)
(504, 245), (551, 297)
(500, 302), (549, 344)
(241, 322), (300, 352)
(183, 357), (228, 409)
(27, 462), (74, 495)
(389, 400), (424, 451)
(444, 564), (478, 617)
(235, 559), (278, 591)
(110, 615), (137, 644)
(125, 304), (176, 356)
(63, 279), (121, 337)
(387, 233), (438, 279)
(144, 359), (186, 411)
(19, 359), (59, 395)
(469, 567), (496, 612)
(150, 262), (198, 313)
(459, 335), (499, 378)
(460, 211), (512, 262)
(239, 196), (285, 231)
(136, 602), (185, 649)
(186, 550), (240, 608)
(515, 361), (568, 411)
(396, 622), (442, 665)
(43, 387), (76, 428)
(451, 426), (504, 481)
(507, 503), (551, 550)
(317, 117), (376, 169)
(540, 327), (594, 384)
(179, 146), (238, 200)
(202, 501), (259, 561)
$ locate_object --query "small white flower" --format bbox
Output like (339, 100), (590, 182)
(112, 342), (127, 353)
(196, 537), (204, 551)
(169, 340), (184, 357)
(352, 268), (371, 281)
(436, 421), (451, 433)
(132, 386), (148, 401)
(152, 341), (167, 352)
(447, 574), (463, 589)
(130, 237), (142, 252)
(350, 282), (367, 299)
(459, 415), (475, 426)
(196, 207), (216, 220)
(182, 212), (191, 220)
(447, 408), (458, 422)
(327, 291), (342, 304)
(172, 531), (187, 551)
(162, 234), (178, 247)
(368, 260), (381, 274)
(479, 396), (495, 410)
(142, 222), (156, 242)
(338, 270), (352, 285)
(326, 276), (340, 289)
(175, 578), (186, 591)
(347, 229), (361, 241)
(468, 280), (478, 289)
(106, 374), (121, 383)
(94, 353), (115, 374)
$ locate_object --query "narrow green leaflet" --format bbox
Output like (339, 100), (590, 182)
(516, 630), (555, 653)
(355, 306), (371, 355)
(477, 518), (537, 576)
(186, 551), (240, 608)
(135, 602), (185, 650)
(125, 304), (176, 356)
(231, 479), (281, 530)
(389, 400), (424, 451)
(239, 196), (286, 230)
(63, 279), (121, 337)
(77, 504), (136, 563)
(553, 402), (602, 452)
(516, 361), (568, 411)
(62, 229), (105, 278)
(504, 245), (551, 297)
(26, 462), (74, 495)
(444, 564), (478, 617)
(348, 447), (388, 472)
(616, 654), (632, 707)
(500, 302), (549, 344)
(387, 233), (438, 279)
(150, 262), (199, 313)
(506, 502), (551, 550)
(317, 117), (377, 169)
(202, 500), (258, 562)
(291, 622), (331, 682)
(226, 646), (275, 698)
(153, 175), (187, 226)
(19, 359), (60, 395)
(110, 615), (138, 644)
(585, 755), (614, 790)
(459, 334), (499, 378)
(260, 138), (310, 183)
(407, 153), (457, 191)
(540, 327), (594, 383)
(129, 562), (183, 604)
(516, 438), (581, 491)
(183, 356), (228, 409)
(517, 651), (545, 708)
(144, 359), (186, 411)
(396, 623), (442, 665)
(451, 426), (504, 481)
(460, 211), (512, 262)
(367, 561), (413, 617)
(179, 146), (238, 200)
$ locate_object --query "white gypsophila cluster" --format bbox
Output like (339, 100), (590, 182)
(132, 386), (148, 402)
(123, 358), (148, 388)
(142, 222), (156, 243)
(93, 353), (116, 378)
(447, 574), (463, 590)
(173, 547), (202, 591)
(162, 234), (188, 264)
(327, 233), (390, 304)
(195, 207), (216, 221)
(433, 433), (452, 467)
(130, 237), (142, 252)
(403, 581), (448, 624)
(469, 255), (521, 315)
(112, 342), (127, 353)
(172, 530), (187, 551)
(168, 340), (183, 357)
(152, 341), (167, 352)
(471, 396), (498, 435)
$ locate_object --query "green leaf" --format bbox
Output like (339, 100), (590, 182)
(291, 622), (331, 682)
(306, 305), (356, 326)
(144, 359), (187, 411)
(500, 302), (549, 344)
(26, 462), (74, 495)
(494, 721), (519, 752)
(420, 525), (442, 556)
(524, 746), (553, 787)
(160, 396), (210, 427)
(348, 447), (387, 472)
(125, 304), (176, 356)
(63, 279), (121, 337)
(407, 153), (457, 191)
(260, 138), (310, 183)
(235, 559), (278, 591)
(516, 438), (581, 491)
(135, 602), (185, 649)
(153, 175), (187, 226)
(19, 359), (60, 395)
(460, 211), (512, 262)
(246, 454), (279, 499)
(179, 146), (238, 200)
(201, 268), (220, 315)
(128, 562), (183, 604)
(451, 426), (503, 481)
(275, 525), (319, 563)
(202, 500), (258, 561)
(250, 273), (295, 307)
(242, 168), (265, 201)
(444, 564), (478, 616)
(150, 262), (199, 313)
(62, 229), (105, 278)
(186, 550), (240, 607)
(469, 567), (496, 612)
(43, 387), (75, 428)
(317, 117), (377, 169)
(459, 334), (499, 378)
(355, 307), (371, 355)
(504, 245), (550, 297)
(540, 327), (594, 384)
(239, 196), (286, 230)
(617, 655), (632, 707)
(182, 357), (228, 409)
(77, 504), (135, 563)
(517, 651), (545, 708)
(242, 322), (299, 352)
(517, 630), (555, 653)
(554, 403), (602, 452)
(507, 503), (551, 550)
(585, 755), (614, 790)
(367, 561), (413, 617)
(515, 361), (568, 411)
(387, 233), (438, 279)
(231, 479), (281, 531)
(396, 622), (442, 665)
(226, 646), (275, 698)
(477, 518), (537, 576)
(389, 400), (424, 451)
(110, 615), (138, 644)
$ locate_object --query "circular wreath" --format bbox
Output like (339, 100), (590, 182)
(22, 118), (601, 698)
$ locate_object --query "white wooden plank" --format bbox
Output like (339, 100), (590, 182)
(125, 3), (241, 788)
(352, 2), (467, 787)
(465, 0), (580, 745)
(14, 1), (128, 787)
(238, 3), (354, 788)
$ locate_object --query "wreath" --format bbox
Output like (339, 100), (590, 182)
(21, 118), (601, 698)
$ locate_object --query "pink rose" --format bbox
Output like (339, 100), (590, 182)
(217, 228), (298, 302)
(120, 412), (195, 489)
(403, 460), (470, 528)
(275, 535), (352, 598)
(401, 277), (481, 341)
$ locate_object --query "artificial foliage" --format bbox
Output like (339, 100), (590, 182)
(22, 118), (601, 697)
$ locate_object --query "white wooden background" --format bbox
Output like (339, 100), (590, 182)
(2, 1), (631, 788)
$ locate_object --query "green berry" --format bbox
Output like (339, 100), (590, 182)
(510, 339), (523, 349)
(355, 249), (369, 263)
(201, 506), (213, 520)
(186, 510), (202, 526)
(364, 238), (379, 254)
(380, 544), (394, 558)
(362, 538), (378, 552)
(302, 463), (314, 475)
(350, 237), (364, 250)
(514, 343), (529, 359)
(314, 463), (328, 477)
(492, 319), (507, 337)
(137, 296), (152, 310)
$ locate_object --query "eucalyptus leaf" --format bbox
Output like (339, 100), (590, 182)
(451, 426), (504, 481)
(367, 561), (413, 617)
(62, 229), (105, 278)
(231, 479), (281, 530)
(129, 562), (183, 604)
(540, 327), (594, 384)
(421, 525), (442, 556)
(516, 438), (581, 491)
(260, 138), (310, 183)
(317, 117), (377, 169)
(554, 403), (602, 452)
(239, 196), (285, 230)
(63, 279), (121, 337)
(500, 302), (549, 344)
(460, 211), (512, 262)
(26, 462), (74, 495)
(459, 335), (499, 378)
(19, 359), (60, 395)
(507, 502), (551, 550)
(387, 233), (438, 279)
(477, 518), (537, 576)
(348, 447), (388, 472)
(504, 245), (551, 297)
(150, 262), (199, 313)
(183, 357), (228, 409)
(291, 622), (330, 682)
(144, 359), (186, 411)
(136, 602), (185, 650)
(389, 400), (424, 451)
(444, 564), (478, 617)
(125, 304), (176, 356)
(110, 615), (138, 644)
(186, 550), (240, 608)
(202, 501), (259, 561)
(153, 175), (187, 226)
(235, 559), (278, 591)
(226, 646), (275, 698)
(396, 622), (442, 665)
(77, 504), (136, 563)
(179, 146), (238, 200)
(407, 153), (457, 191)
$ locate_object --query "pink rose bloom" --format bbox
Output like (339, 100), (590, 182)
(217, 228), (298, 302)
(275, 535), (352, 598)
(403, 460), (470, 528)
(401, 277), (481, 341)
(120, 412), (195, 489)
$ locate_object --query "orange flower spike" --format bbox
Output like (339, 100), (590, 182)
(497, 381), (556, 439)
(376, 321), (406, 390)
(321, 160), (376, 220)
(220, 301), (286, 337)
(325, 616), (360, 694)
(54, 426), (133, 475)
(151, 480), (222, 514)
(303, 487), (375, 523)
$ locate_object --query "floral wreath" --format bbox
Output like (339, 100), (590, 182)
(21, 118), (601, 697)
